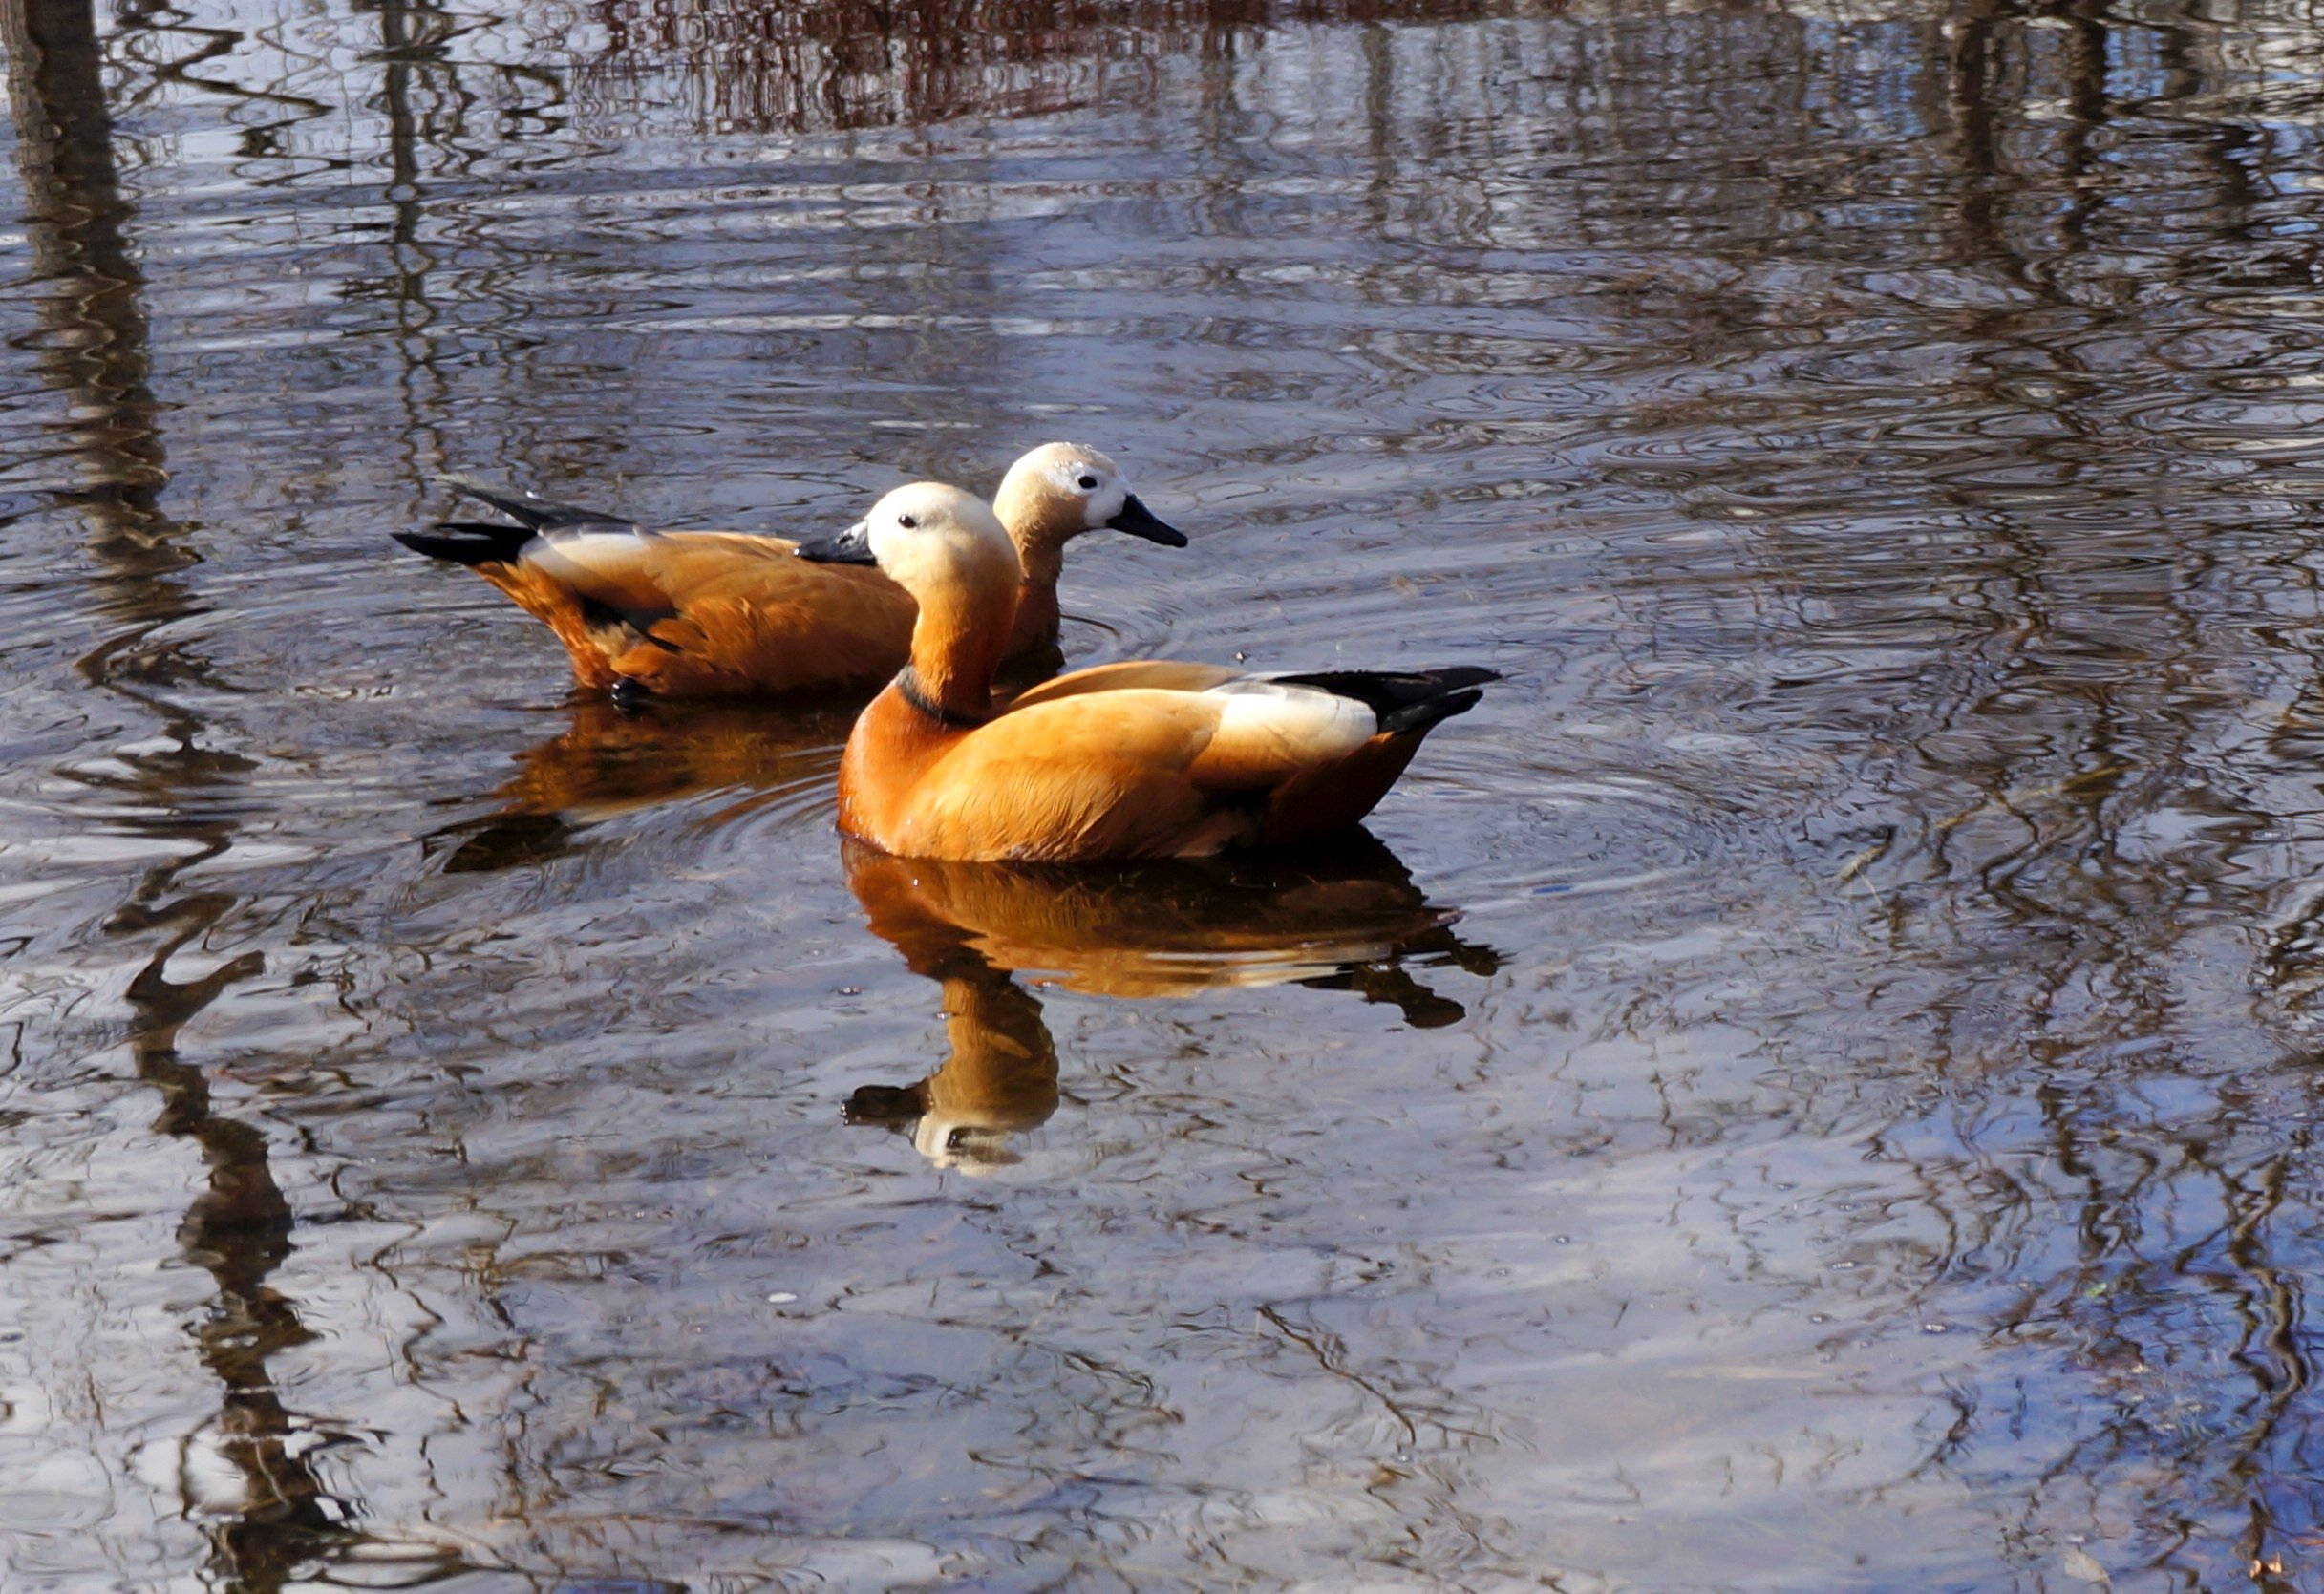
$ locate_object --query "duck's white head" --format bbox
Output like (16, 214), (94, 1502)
(995, 441), (1186, 550)
(797, 481), (1020, 603)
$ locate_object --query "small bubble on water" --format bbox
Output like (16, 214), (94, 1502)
(766, 1292), (799, 1305)
(1921, 1322), (1950, 1333)
(838, 986), (864, 996)
(1553, 1235), (1570, 1244)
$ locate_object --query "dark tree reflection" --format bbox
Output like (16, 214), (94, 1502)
(117, 890), (355, 1589)
(586, 0), (1535, 131)
(1, 0), (179, 587)
(1, 2), (385, 1583)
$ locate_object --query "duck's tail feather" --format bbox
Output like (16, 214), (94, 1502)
(1380, 687), (1487, 735)
(436, 473), (630, 532)
(393, 521), (539, 566)
(1273, 666), (1500, 735)
(396, 476), (636, 565)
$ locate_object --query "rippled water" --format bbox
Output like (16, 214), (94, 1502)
(11, 0), (2324, 1588)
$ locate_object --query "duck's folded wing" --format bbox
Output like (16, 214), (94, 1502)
(1003, 659), (1244, 711)
(1181, 678), (1382, 790)
(521, 528), (810, 636)
(902, 691), (1211, 858)
(918, 680), (1378, 857)
(988, 675), (1379, 789)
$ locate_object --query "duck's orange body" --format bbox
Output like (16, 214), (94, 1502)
(467, 528), (916, 697)
(800, 484), (1494, 862)
(396, 444), (1183, 700)
(833, 667), (1440, 861)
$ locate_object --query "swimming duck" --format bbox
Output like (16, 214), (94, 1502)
(392, 443), (1184, 700)
(799, 483), (1495, 861)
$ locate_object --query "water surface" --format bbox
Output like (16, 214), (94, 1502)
(8, 1), (2324, 1588)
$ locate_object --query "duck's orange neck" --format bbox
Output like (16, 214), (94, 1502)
(994, 478), (1077, 650)
(1007, 568), (1061, 651)
(906, 577), (1014, 723)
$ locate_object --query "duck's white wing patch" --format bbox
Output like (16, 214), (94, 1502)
(1191, 677), (1378, 786)
(523, 527), (658, 584)
(513, 528), (694, 627)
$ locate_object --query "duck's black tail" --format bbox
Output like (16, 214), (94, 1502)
(1276, 667), (1500, 735)
(392, 521), (537, 566)
(437, 474), (629, 532)
(393, 475), (633, 566)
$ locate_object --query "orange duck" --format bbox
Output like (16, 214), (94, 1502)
(393, 443), (1183, 702)
(799, 483), (1496, 861)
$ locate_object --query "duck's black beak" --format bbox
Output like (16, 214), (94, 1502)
(796, 519), (878, 565)
(1105, 494), (1186, 548)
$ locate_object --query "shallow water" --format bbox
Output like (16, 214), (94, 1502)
(9, 0), (2324, 1588)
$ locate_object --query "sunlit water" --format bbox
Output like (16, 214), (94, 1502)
(9, 1), (2324, 1588)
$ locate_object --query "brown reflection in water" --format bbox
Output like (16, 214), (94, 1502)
(1, 4), (399, 1581)
(429, 651), (1083, 871)
(587, 0), (1535, 132)
(1, 0), (181, 592)
(112, 892), (356, 1587)
(429, 696), (854, 869)
(375, 0), (460, 478)
(842, 834), (1499, 1167)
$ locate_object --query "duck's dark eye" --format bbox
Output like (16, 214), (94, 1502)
(1077, 475), (1098, 491)
(897, 514), (919, 529)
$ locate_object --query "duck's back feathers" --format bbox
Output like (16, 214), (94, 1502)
(1004, 664), (1497, 740)
(1183, 678), (1382, 789)
(523, 529), (915, 696)
(1004, 659), (1244, 709)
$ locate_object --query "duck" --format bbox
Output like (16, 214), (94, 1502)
(798, 483), (1496, 861)
(392, 443), (1184, 701)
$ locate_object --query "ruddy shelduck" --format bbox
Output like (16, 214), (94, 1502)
(798, 483), (1496, 861)
(392, 443), (1184, 701)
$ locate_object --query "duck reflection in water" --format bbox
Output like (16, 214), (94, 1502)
(428, 696), (855, 871)
(840, 834), (1502, 1170)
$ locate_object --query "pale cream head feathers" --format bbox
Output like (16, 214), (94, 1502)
(856, 481), (1020, 599)
(1004, 441), (1130, 535)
